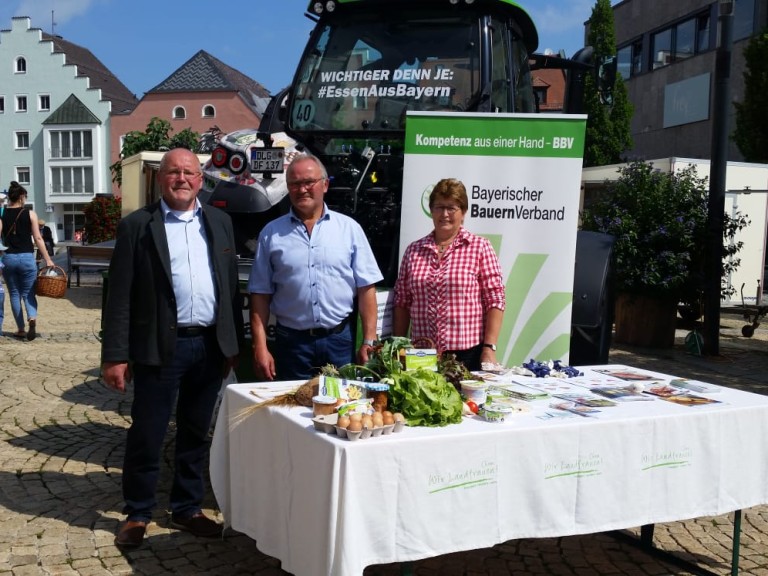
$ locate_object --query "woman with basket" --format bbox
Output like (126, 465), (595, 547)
(0, 181), (54, 340)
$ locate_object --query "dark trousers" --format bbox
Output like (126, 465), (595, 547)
(443, 344), (483, 371)
(122, 331), (224, 522)
(273, 322), (354, 381)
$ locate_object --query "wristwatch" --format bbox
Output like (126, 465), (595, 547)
(482, 343), (497, 351)
(363, 339), (376, 347)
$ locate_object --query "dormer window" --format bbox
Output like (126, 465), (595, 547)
(202, 104), (216, 118)
(15, 57), (26, 73)
(173, 106), (186, 119)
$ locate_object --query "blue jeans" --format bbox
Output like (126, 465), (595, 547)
(2, 253), (38, 332)
(122, 331), (224, 522)
(274, 322), (355, 381)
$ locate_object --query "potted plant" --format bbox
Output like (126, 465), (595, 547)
(580, 161), (748, 347)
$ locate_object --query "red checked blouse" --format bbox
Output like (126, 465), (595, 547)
(393, 227), (506, 353)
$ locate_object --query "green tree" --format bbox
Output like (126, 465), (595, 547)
(583, 0), (633, 167)
(109, 117), (200, 186)
(733, 30), (768, 163)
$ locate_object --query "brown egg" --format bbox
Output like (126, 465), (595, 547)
(393, 413), (405, 422)
(347, 420), (363, 432)
(372, 413), (384, 427)
(349, 413), (363, 423)
(337, 415), (351, 429)
(361, 416), (374, 429)
(382, 413), (395, 425)
(381, 410), (394, 420)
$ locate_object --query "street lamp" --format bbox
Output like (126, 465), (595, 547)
(704, 0), (734, 356)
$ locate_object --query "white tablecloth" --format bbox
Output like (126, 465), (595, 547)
(210, 365), (768, 576)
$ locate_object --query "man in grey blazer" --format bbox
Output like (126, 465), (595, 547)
(101, 147), (243, 549)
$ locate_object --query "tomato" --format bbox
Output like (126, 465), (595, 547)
(466, 401), (479, 414)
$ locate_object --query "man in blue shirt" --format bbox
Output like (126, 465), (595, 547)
(248, 154), (382, 380)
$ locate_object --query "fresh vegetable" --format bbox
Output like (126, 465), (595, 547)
(324, 336), (464, 427)
(385, 368), (463, 427)
(438, 353), (476, 389)
(466, 400), (479, 414)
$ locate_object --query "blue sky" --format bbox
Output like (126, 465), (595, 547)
(0, 0), (610, 98)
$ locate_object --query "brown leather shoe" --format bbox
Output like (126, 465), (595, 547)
(115, 520), (147, 549)
(170, 512), (223, 537)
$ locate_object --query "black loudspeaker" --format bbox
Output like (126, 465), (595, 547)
(570, 231), (616, 366)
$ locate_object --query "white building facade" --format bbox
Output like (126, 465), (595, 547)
(0, 17), (131, 243)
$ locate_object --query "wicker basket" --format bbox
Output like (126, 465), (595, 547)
(36, 265), (68, 299)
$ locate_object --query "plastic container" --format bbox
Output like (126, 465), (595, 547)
(479, 403), (514, 423)
(460, 380), (488, 405)
(312, 395), (338, 417)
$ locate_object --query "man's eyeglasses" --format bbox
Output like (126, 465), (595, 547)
(431, 205), (461, 214)
(164, 170), (201, 180)
(287, 177), (325, 191)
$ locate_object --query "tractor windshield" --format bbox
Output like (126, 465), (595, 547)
(289, 12), (481, 132)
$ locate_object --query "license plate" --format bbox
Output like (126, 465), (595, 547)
(250, 147), (284, 173)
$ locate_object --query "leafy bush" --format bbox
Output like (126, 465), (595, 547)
(83, 195), (121, 244)
(581, 161), (749, 304)
(110, 117), (200, 186)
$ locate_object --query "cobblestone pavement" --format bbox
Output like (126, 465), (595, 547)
(1, 275), (767, 575)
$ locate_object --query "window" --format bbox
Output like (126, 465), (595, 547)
(16, 95), (27, 112)
(202, 104), (215, 118)
(173, 106), (186, 119)
(651, 29), (672, 69)
(617, 45), (632, 79)
(50, 167), (94, 195)
(697, 13), (711, 52)
(50, 130), (93, 158)
(648, 12), (711, 71)
(16, 167), (30, 185)
(39, 94), (50, 111)
(490, 17), (510, 112)
(15, 131), (29, 149)
(674, 18), (696, 61)
(734, 0), (756, 41)
(15, 57), (26, 73)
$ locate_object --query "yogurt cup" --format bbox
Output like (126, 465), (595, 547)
(479, 403), (514, 423)
(460, 380), (488, 405)
(312, 395), (338, 416)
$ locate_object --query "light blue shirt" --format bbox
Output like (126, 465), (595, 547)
(161, 199), (217, 327)
(248, 205), (383, 330)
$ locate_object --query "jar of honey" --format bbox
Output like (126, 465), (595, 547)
(366, 382), (390, 413)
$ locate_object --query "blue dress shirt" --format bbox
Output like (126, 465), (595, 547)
(248, 205), (383, 330)
(161, 199), (217, 327)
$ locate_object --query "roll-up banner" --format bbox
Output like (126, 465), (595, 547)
(401, 112), (587, 366)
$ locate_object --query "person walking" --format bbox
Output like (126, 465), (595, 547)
(0, 181), (55, 340)
(248, 154), (382, 381)
(36, 220), (55, 261)
(101, 148), (243, 549)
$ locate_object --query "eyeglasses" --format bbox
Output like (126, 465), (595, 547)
(164, 169), (201, 180)
(431, 205), (461, 214)
(287, 177), (325, 191)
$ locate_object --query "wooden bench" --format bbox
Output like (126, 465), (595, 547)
(66, 245), (114, 287)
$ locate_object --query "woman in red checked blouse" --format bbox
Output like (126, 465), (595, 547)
(393, 178), (505, 370)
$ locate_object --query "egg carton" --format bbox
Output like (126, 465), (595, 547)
(312, 413), (405, 440)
